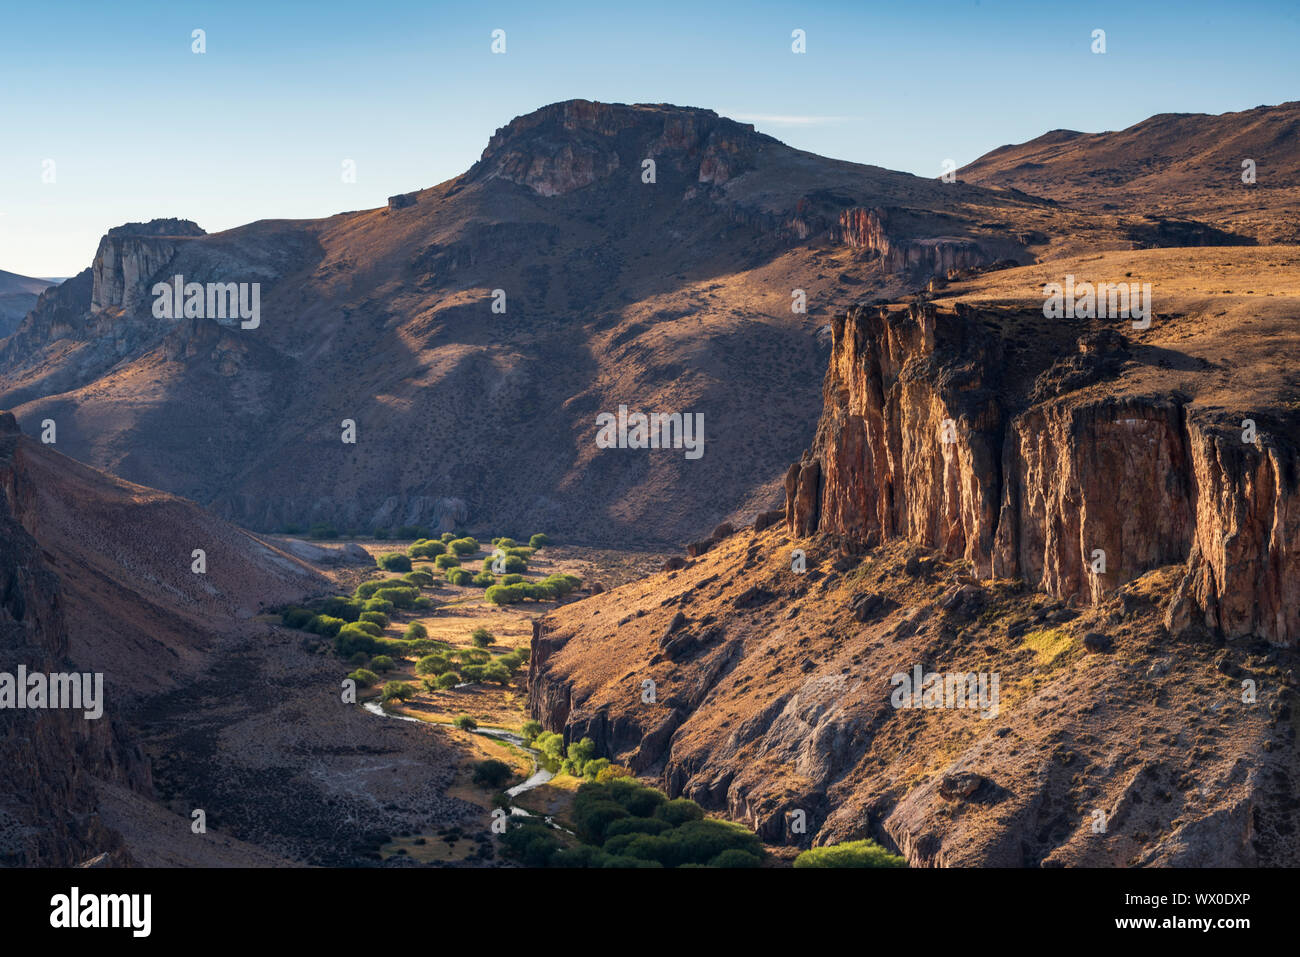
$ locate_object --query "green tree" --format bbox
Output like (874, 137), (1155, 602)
(381, 681), (416, 703)
(376, 553), (413, 572)
(792, 840), (907, 868)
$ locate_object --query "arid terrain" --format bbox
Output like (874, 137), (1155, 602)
(2, 98), (1297, 870)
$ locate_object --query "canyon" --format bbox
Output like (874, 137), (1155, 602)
(3, 98), (1298, 869)
(528, 245), (1300, 866)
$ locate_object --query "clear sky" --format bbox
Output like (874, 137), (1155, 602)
(1, 0), (1296, 277)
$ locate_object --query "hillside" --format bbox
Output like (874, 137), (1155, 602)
(0, 100), (1151, 548)
(959, 101), (1300, 245)
(528, 245), (1300, 866)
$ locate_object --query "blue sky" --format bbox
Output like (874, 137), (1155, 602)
(1, 0), (1296, 277)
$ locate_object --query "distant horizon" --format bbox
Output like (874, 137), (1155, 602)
(2, 0), (1297, 276)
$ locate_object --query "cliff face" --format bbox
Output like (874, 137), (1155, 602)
(784, 302), (1299, 644)
(0, 413), (149, 865)
(468, 100), (775, 196)
(839, 207), (993, 275)
(90, 219), (206, 314)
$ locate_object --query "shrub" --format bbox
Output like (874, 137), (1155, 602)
(376, 552), (413, 572)
(482, 555), (528, 575)
(408, 538), (446, 559)
(412, 596), (433, 609)
(484, 583), (528, 605)
(317, 596), (363, 622)
(348, 651), (371, 667)
(582, 758), (611, 781)
(308, 522), (339, 539)
(403, 570), (435, 587)
(470, 571), (495, 587)
(380, 681), (416, 703)
(524, 582), (557, 601)
(435, 672), (460, 690)
(370, 655), (396, 673)
(373, 528), (389, 540)
(573, 800), (630, 845)
(492, 537), (518, 548)
(654, 798), (704, 826)
(501, 573), (524, 585)
(373, 586), (419, 609)
(306, 615), (346, 638)
(521, 720), (543, 745)
(499, 819), (560, 868)
(353, 579), (393, 600)
(440, 532), (456, 543)
(497, 651), (523, 672)
(470, 627), (493, 648)
(457, 648), (490, 665)
(363, 598), (395, 615)
(504, 547), (534, 560)
(359, 610), (389, 628)
(539, 573), (581, 596)
(434, 553), (461, 570)
(459, 664), (486, 682)
(528, 533), (550, 548)
(448, 537), (479, 556)
(404, 622), (428, 641)
(396, 525), (431, 540)
(711, 848), (762, 868)
(482, 662), (512, 686)
(414, 654), (449, 676)
(792, 840), (907, 868)
(334, 623), (380, 657)
(471, 759), (513, 789)
(446, 568), (472, 586)
(453, 716), (477, 731)
(349, 620), (384, 638)
(347, 668), (378, 687)
(605, 817), (672, 839)
(281, 607), (314, 629)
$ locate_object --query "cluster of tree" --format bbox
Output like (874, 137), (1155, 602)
(500, 778), (763, 868)
(408, 538), (446, 559)
(485, 573), (581, 606)
(414, 643), (524, 689)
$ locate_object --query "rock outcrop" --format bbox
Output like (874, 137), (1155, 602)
(839, 207), (993, 275)
(90, 219), (206, 314)
(784, 301), (1299, 643)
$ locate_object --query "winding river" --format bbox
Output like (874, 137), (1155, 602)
(362, 700), (559, 822)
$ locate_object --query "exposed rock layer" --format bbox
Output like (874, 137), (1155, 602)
(784, 302), (1298, 643)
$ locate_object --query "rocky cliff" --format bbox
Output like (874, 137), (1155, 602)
(0, 412), (149, 865)
(784, 301), (1299, 644)
(90, 219), (207, 314)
